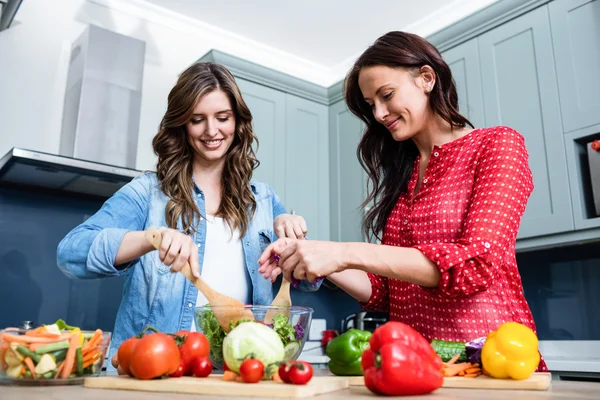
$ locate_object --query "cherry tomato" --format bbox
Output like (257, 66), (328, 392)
(129, 333), (180, 380)
(278, 363), (292, 384)
(169, 359), (186, 378)
(175, 331), (210, 375)
(117, 336), (139, 377)
(287, 361), (313, 385)
(190, 356), (213, 378)
(592, 140), (600, 151)
(239, 358), (264, 383)
(223, 362), (230, 372)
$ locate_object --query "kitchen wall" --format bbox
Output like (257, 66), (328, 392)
(0, 186), (361, 332)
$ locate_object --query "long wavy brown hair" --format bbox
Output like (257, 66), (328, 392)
(345, 31), (474, 242)
(152, 62), (259, 237)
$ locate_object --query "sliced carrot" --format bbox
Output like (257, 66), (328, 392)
(223, 371), (238, 381)
(235, 376), (244, 383)
(60, 333), (80, 379)
(464, 373), (480, 378)
(442, 362), (473, 377)
(24, 357), (37, 379)
(1, 333), (71, 344)
(25, 326), (46, 336)
(465, 367), (481, 375)
(54, 361), (65, 379)
(458, 370), (466, 376)
(272, 371), (283, 382)
(445, 353), (461, 366)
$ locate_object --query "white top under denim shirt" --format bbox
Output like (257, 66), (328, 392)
(56, 172), (321, 370)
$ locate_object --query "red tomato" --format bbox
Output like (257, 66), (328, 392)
(190, 356), (213, 377)
(223, 362), (230, 372)
(239, 358), (264, 383)
(175, 331), (210, 375)
(287, 362), (313, 385)
(129, 333), (180, 380)
(278, 363), (292, 383)
(169, 359), (186, 378)
(117, 336), (139, 377)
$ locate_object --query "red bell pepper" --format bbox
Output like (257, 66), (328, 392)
(361, 321), (443, 396)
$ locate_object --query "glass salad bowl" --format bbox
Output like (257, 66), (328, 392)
(194, 305), (313, 371)
(0, 326), (110, 386)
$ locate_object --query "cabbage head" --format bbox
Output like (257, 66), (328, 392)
(222, 322), (285, 375)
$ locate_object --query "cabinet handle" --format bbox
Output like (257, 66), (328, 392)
(290, 209), (296, 215)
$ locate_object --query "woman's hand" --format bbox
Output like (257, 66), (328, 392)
(258, 238), (346, 283)
(111, 353), (127, 375)
(157, 227), (200, 278)
(274, 214), (308, 239)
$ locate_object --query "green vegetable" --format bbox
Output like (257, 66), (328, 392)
(431, 339), (467, 363)
(7, 365), (24, 378)
(326, 329), (372, 376)
(199, 310), (227, 365)
(76, 348), (84, 376)
(222, 322), (284, 377)
(272, 314), (296, 346)
(16, 346), (42, 363)
(41, 371), (55, 379)
(34, 340), (70, 354)
(49, 349), (68, 363)
(54, 319), (78, 331)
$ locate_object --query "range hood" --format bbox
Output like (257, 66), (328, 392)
(0, 0), (23, 32)
(0, 147), (142, 198)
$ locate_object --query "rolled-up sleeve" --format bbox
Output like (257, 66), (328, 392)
(414, 129), (533, 298)
(56, 173), (152, 279)
(360, 272), (390, 312)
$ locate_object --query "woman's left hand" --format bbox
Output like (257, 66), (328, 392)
(274, 213), (308, 239)
(258, 238), (346, 283)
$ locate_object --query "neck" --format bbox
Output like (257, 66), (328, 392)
(411, 113), (463, 159)
(192, 157), (225, 189)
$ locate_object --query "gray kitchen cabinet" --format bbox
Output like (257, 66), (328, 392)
(549, 0), (600, 134)
(284, 94), (330, 241)
(236, 78), (287, 202)
(328, 99), (366, 243)
(441, 38), (485, 129)
(478, 5), (574, 239)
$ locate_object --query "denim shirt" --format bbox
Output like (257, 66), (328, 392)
(56, 172), (319, 368)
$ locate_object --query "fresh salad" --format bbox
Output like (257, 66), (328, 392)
(0, 319), (107, 380)
(198, 311), (304, 366)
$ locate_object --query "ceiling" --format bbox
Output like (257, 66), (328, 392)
(141, 0), (499, 72)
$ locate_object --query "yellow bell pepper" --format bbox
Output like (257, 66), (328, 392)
(481, 322), (540, 380)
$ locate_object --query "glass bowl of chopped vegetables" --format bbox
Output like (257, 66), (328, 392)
(0, 323), (110, 386)
(194, 305), (313, 371)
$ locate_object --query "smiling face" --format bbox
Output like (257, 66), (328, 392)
(358, 65), (434, 142)
(186, 89), (236, 167)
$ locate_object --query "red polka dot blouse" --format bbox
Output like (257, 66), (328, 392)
(361, 126), (547, 371)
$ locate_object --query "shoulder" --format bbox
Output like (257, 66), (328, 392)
(476, 126), (526, 147)
(119, 171), (160, 197)
(249, 179), (279, 201)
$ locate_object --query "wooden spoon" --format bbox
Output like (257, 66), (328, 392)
(144, 227), (254, 332)
(264, 278), (291, 324)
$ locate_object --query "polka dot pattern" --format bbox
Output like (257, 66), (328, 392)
(361, 127), (547, 371)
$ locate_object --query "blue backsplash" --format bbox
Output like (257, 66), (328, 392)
(0, 186), (361, 333)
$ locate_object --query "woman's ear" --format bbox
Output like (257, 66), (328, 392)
(420, 65), (436, 94)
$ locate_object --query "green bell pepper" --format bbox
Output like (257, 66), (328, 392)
(326, 328), (372, 376)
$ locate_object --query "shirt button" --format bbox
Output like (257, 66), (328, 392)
(197, 243), (201, 248)
(484, 242), (491, 248)
(403, 220), (409, 225)
(433, 152), (439, 157)
(188, 303), (193, 308)
(423, 178), (428, 183)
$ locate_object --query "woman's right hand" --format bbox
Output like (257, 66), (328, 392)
(111, 353), (127, 375)
(156, 227), (200, 278)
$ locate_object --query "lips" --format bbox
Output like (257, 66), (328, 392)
(201, 139), (224, 149)
(385, 118), (401, 130)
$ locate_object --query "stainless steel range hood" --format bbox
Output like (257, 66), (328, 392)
(0, 0), (23, 32)
(0, 147), (142, 198)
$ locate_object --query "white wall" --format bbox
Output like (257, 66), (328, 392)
(0, 0), (221, 171)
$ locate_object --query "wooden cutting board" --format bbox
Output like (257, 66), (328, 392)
(84, 375), (348, 398)
(346, 372), (552, 391)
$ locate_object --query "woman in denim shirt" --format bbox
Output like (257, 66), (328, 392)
(56, 62), (315, 371)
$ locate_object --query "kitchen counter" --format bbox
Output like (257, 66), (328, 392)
(1, 379), (599, 399)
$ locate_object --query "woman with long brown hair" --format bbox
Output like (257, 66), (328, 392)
(57, 62), (310, 370)
(259, 31), (547, 371)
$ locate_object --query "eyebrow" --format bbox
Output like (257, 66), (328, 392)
(364, 85), (390, 102)
(192, 109), (233, 116)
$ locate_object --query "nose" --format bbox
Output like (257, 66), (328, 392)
(205, 119), (219, 137)
(373, 103), (388, 124)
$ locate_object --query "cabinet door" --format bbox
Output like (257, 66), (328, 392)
(285, 94), (330, 240)
(442, 38), (485, 128)
(236, 79), (287, 200)
(329, 99), (366, 243)
(479, 5), (574, 239)
(549, 0), (600, 133)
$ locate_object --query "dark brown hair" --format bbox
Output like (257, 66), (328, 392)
(152, 62), (258, 237)
(344, 31), (474, 242)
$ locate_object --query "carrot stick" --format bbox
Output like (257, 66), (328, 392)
(445, 353), (461, 366)
(465, 367), (481, 375)
(25, 326), (46, 336)
(464, 373), (480, 378)
(60, 333), (80, 379)
(223, 371), (238, 381)
(1, 333), (71, 344)
(54, 361), (64, 379)
(442, 363), (473, 377)
(24, 357), (37, 379)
